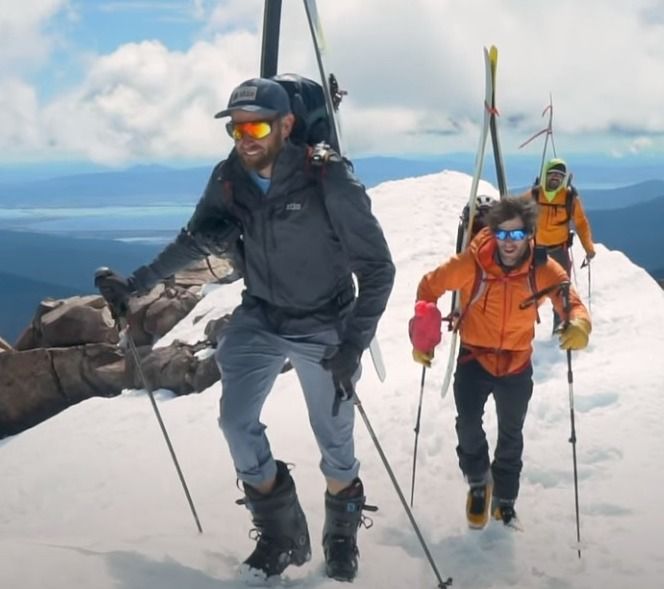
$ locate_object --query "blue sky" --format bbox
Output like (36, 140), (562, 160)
(33, 2), (204, 99)
(2, 0), (664, 167)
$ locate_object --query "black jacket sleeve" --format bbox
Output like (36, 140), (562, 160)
(321, 157), (395, 350)
(130, 162), (242, 292)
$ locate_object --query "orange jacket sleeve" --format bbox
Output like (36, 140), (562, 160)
(416, 250), (478, 303)
(572, 193), (595, 256)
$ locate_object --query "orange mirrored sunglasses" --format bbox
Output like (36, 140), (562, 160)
(226, 120), (273, 141)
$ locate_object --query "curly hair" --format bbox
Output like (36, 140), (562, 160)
(486, 195), (538, 234)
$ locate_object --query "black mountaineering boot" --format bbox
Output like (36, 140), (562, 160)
(239, 461), (311, 581)
(492, 497), (521, 529)
(323, 478), (368, 582)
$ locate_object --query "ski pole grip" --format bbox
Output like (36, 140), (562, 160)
(94, 266), (129, 325)
(94, 266), (113, 285)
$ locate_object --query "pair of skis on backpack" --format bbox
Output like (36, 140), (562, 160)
(440, 45), (506, 398)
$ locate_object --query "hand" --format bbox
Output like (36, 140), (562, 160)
(408, 300), (442, 363)
(321, 342), (362, 401)
(94, 267), (136, 317)
(559, 318), (591, 350)
(412, 348), (434, 368)
(585, 250), (596, 261)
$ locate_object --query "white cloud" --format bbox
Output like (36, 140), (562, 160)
(295, 0), (664, 156)
(2, 0), (664, 163)
(0, 0), (70, 73)
(38, 34), (263, 164)
(0, 77), (42, 151)
(205, 0), (262, 33)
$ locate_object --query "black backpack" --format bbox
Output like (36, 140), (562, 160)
(270, 74), (332, 146)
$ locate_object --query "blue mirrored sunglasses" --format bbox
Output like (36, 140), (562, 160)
(494, 228), (528, 241)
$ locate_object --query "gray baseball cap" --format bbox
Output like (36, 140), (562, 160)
(214, 78), (291, 119)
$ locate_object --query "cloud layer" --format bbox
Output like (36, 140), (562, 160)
(2, 0), (663, 164)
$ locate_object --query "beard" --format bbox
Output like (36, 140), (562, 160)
(236, 132), (284, 173)
(497, 242), (531, 269)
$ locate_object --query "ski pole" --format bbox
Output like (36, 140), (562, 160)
(95, 269), (203, 534)
(410, 366), (427, 508)
(352, 391), (452, 588)
(581, 257), (592, 313)
(560, 283), (582, 558)
(518, 95), (557, 177)
(588, 261), (592, 313)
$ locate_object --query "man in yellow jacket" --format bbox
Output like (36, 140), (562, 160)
(528, 158), (595, 330)
(409, 196), (590, 529)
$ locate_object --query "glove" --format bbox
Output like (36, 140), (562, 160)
(94, 267), (136, 317)
(321, 342), (363, 401)
(559, 318), (591, 350)
(585, 250), (596, 261)
(412, 348), (434, 368)
(409, 300), (442, 366)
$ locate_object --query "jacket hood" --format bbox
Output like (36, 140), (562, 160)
(540, 157), (571, 201)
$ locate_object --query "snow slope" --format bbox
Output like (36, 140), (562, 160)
(2, 170), (663, 589)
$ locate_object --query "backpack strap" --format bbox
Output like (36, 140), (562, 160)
(447, 260), (486, 332)
(532, 181), (577, 228)
(531, 180), (539, 202)
(565, 184), (577, 225)
(519, 246), (562, 315)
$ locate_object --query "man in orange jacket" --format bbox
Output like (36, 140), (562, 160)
(410, 196), (590, 529)
(527, 158), (595, 330)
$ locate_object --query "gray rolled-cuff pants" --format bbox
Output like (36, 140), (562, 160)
(215, 304), (361, 488)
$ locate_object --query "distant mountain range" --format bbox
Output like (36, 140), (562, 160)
(2, 155), (664, 208)
(0, 164), (212, 208)
(517, 180), (664, 211)
(586, 195), (664, 278)
(0, 230), (161, 293)
(0, 231), (161, 342)
(1, 160), (663, 343)
(0, 272), (80, 342)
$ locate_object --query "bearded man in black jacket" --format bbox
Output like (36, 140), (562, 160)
(96, 77), (395, 583)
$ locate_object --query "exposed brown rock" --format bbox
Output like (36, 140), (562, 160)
(2, 259), (233, 437)
(0, 344), (124, 437)
(125, 340), (219, 396)
(142, 286), (200, 340)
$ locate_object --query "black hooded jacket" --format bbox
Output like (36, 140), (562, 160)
(131, 142), (395, 350)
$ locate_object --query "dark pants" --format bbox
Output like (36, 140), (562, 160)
(453, 358), (533, 501)
(547, 245), (572, 331)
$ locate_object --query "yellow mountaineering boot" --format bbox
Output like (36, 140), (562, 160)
(466, 481), (493, 529)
